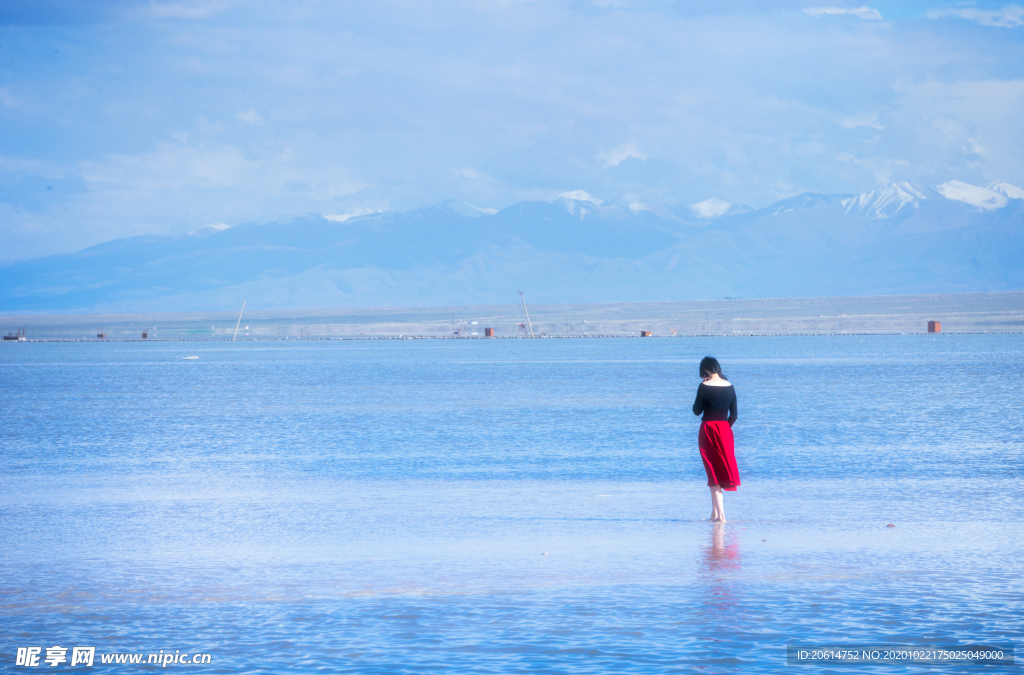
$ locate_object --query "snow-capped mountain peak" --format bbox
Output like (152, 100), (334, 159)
(558, 190), (602, 205)
(841, 181), (928, 219)
(190, 221), (232, 236)
(936, 180), (1008, 211)
(603, 194), (650, 215)
(441, 200), (498, 218)
(557, 190), (604, 219)
(987, 180), (1024, 201)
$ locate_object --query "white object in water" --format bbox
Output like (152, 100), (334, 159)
(233, 298), (247, 341)
(183, 356), (199, 360)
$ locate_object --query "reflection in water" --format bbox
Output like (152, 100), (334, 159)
(700, 524), (742, 611)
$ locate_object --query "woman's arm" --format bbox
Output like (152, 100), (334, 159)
(728, 389), (738, 426)
(692, 384), (704, 416)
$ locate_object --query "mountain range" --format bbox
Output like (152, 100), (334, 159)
(2, 179), (1022, 313)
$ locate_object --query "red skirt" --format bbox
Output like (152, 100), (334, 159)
(699, 421), (741, 491)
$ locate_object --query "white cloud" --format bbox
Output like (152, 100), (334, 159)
(891, 78), (1024, 181)
(690, 197), (732, 218)
(835, 152), (911, 184)
(0, 156), (68, 180)
(73, 141), (367, 205)
(558, 190), (602, 204)
(8, 0), (1024, 260)
(804, 6), (883, 20)
(840, 112), (884, 130)
(299, 166), (370, 202)
(237, 110), (264, 126)
(150, 1), (236, 19)
(964, 135), (986, 158)
(323, 208), (382, 222)
(79, 143), (255, 190)
(597, 143), (647, 168)
(0, 88), (18, 107)
(927, 5), (1024, 28)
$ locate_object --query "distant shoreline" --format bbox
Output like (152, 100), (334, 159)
(7, 332), (1023, 343)
(3, 291), (1022, 340)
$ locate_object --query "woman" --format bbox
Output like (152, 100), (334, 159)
(692, 356), (740, 522)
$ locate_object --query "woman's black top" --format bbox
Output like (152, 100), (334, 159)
(692, 383), (737, 425)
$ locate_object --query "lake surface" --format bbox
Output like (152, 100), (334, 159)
(1, 335), (1021, 672)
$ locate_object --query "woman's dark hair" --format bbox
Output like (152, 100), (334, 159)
(699, 356), (727, 381)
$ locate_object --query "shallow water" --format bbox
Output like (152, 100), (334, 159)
(1, 335), (1021, 672)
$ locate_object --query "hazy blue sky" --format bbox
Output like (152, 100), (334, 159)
(2, 0), (1023, 259)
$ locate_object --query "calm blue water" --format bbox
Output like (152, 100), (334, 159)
(1, 335), (1022, 673)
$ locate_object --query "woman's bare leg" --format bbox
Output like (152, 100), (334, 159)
(709, 485), (726, 522)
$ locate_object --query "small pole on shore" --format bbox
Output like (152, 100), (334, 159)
(233, 299), (247, 341)
(518, 290), (535, 338)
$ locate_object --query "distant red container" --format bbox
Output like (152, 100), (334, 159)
(640, 331), (653, 337)
(928, 321), (941, 333)
(484, 328), (494, 337)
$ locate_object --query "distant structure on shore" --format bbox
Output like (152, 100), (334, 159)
(3, 327), (26, 341)
(517, 290), (535, 338)
(1, 292), (1019, 340)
